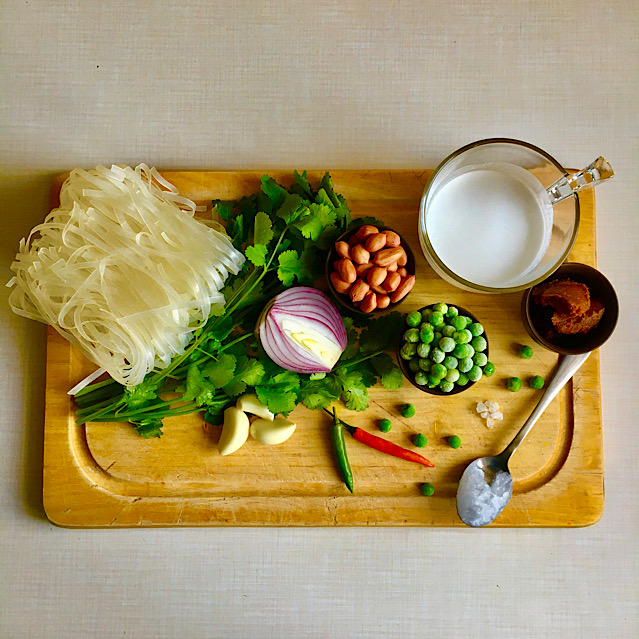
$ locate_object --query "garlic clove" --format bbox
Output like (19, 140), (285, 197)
(250, 416), (296, 445)
(218, 406), (250, 456)
(236, 393), (274, 421)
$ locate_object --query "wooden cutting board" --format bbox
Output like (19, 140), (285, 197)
(42, 170), (603, 527)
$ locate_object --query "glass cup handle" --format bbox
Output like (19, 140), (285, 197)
(547, 157), (614, 205)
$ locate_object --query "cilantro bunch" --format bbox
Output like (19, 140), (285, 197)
(73, 171), (403, 438)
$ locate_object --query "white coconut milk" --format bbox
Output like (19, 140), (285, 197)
(425, 163), (553, 288)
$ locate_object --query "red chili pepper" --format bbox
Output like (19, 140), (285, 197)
(342, 423), (435, 468)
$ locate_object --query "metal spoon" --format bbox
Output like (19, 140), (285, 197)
(456, 352), (589, 527)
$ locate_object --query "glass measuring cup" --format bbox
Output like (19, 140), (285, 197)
(418, 138), (613, 293)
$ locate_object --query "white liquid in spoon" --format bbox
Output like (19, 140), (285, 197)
(425, 163), (553, 288)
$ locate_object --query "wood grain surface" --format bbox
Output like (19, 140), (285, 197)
(42, 170), (602, 527)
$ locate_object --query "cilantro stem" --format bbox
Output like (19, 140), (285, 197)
(335, 350), (383, 370)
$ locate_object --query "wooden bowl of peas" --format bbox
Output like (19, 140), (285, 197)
(397, 303), (492, 396)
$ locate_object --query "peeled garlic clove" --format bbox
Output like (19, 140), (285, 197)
(218, 407), (250, 456)
(236, 393), (274, 421)
(250, 416), (296, 445)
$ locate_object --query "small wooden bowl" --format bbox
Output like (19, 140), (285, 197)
(521, 262), (618, 355)
(397, 304), (489, 396)
(325, 225), (416, 315)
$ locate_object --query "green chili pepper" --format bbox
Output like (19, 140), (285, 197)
(330, 408), (353, 493)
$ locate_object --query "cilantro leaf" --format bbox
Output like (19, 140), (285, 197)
(300, 375), (341, 410)
(371, 353), (404, 390)
(277, 250), (304, 286)
(292, 170), (314, 199)
(342, 385), (370, 411)
(335, 369), (371, 412)
(222, 356), (266, 398)
(254, 211), (274, 246)
(276, 194), (305, 224)
(245, 244), (268, 267)
(183, 364), (220, 406)
(132, 418), (164, 439)
(293, 203), (336, 241)
(255, 370), (301, 415)
(359, 312), (404, 355)
(203, 354), (237, 389)
(339, 316), (359, 361)
(213, 200), (233, 222)
(261, 176), (289, 210)
(230, 213), (244, 248)
(122, 378), (158, 409)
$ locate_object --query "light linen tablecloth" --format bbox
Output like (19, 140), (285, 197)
(1, 2), (637, 637)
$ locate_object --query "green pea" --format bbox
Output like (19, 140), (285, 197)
(430, 311), (444, 327)
(457, 372), (469, 386)
(430, 348), (445, 364)
(453, 329), (472, 344)
(433, 331), (443, 344)
(466, 344), (475, 358)
(404, 328), (420, 343)
(418, 358), (431, 372)
(421, 309), (432, 323)
(507, 376), (522, 392)
(443, 355), (458, 369)
(401, 403), (416, 418)
(529, 375), (545, 389)
(432, 303), (448, 314)
(448, 435), (461, 449)
(439, 337), (456, 353)
(473, 352), (488, 367)
(414, 371), (429, 386)
(431, 363), (447, 379)
(413, 433), (427, 447)
(406, 311), (422, 328)
(518, 345), (533, 359)
(428, 374), (441, 386)
(441, 325), (456, 337)
(458, 356), (473, 373)
(419, 325), (434, 344)
(453, 343), (472, 359)
(445, 306), (459, 319)
(408, 357), (421, 372)
(471, 336), (487, 352)
(451, 315), (467, 331)
(439, 380), (454, 393)
(469, 322), (484, 337)
(420, 482), (435, 496)
(459, 316), (472, 328)
(400, 342), (418, 359)
(483, 361), (495, 377)
(378, 418), (392, 432)
(468, 365), (483, 382)
(416, 342), (431, 359)
(445, 369), (460, 383)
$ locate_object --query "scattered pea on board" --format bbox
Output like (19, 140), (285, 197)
(401, 403), (416, 418)
(529, 375), (545, 389)
(413, 433), (427, 447)
(378, 418), (392, 432)
(420, 482), (435, 496)
(448, 435), (461, 449)
(507, 377), (522, 392)
(518, 344), (534, 359)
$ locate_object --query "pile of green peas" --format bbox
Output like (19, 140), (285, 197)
(399, 303), (492, 393)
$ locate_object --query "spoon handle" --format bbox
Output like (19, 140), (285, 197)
(501, 352), (590, 461)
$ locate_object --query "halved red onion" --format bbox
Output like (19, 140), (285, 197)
(256, 287), (347, 374)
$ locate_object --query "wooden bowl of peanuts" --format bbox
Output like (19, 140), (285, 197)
(326, 224), (416, 314)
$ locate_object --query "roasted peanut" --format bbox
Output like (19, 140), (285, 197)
(397, 246), (408, 267)
(360, 291), (378, 313)
(373, 247), (404, 267)
(330, 271), (352, 294)
(350, 243), (370, 265)
(355, 262), (374, 277)
(349, 278), (370, 303)
(367, 266), (387, 287)
(364, 232), (388, 253)
(384, 231), (401, 247)
(398, 267), (408, 277)
(387, 261), (398, 272)
(335, 258), (356, 284)
(370, 283), (387, 295)
(334, 241), (351, 259)
(390, 274), (416, 303)
(382, 271), (401, 293)
(376, 294), (391, 309)
(354, 225), (379, 241)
